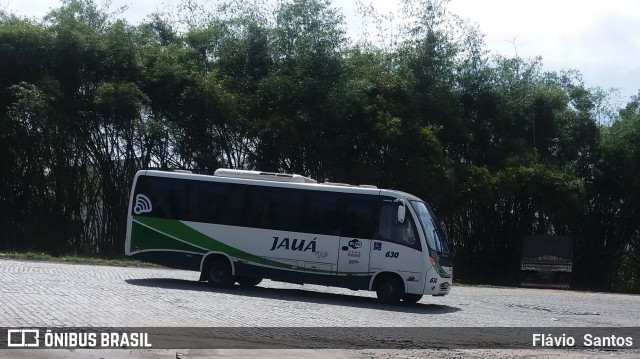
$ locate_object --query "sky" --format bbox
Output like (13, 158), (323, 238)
(2, 0), (639, 103)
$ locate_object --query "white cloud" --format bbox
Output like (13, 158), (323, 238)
(2, 0), (60, 19)
(448, 0), (640, 99)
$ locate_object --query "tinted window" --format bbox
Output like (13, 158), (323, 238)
(189, 181), (232, 223)
(215, 183), (247, 226)
(341, 196), (379, 239)
(135, 176), (188, 220)
(244, 186), (304, 231)
(378, 201), (421, 249)
(303, 191), (339, 235)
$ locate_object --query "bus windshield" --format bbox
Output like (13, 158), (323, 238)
(410, 200), (450, 256)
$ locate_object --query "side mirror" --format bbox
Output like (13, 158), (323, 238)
(397, 201), (406, 224)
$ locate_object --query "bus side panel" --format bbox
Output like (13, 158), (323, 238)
(128, 214), (207, 269)
(185, 222), (342, 275)
(130, 216), (345, 276)
(369, 240), (425, 295)
(234, 261), (371, 290)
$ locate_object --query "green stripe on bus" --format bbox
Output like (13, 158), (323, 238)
(132, 216), (332, 273)
(131, 220), (207, 253)
(132, 216), (374, 276)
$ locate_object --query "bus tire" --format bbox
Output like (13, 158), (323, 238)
(236, 276), (263, 287)
(375, 274), (404, 304)
(205, 258), (234, 287)
(402, 293), (423, 304)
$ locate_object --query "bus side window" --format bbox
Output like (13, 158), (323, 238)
(189, 181), (229, 223)
(244, 187), (270, 229)
(303, 191), (339, 236)
(218, 184), (247, 226)
(341, 198), (378, 239)
(395, 215), (418, 246)
(273, 189), (304, 232)
(378, 202), (420, 248)
(243, 187), (303, 231)
(377, 203), (395, 240)
(142, 177), (188, 219)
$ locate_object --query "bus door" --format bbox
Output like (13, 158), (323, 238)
(369, 200), (425, 293)
(337, 235), (372, 274)
(337, 198), (375, 274)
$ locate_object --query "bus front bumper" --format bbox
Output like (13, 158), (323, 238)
(424, 266), (452, 296)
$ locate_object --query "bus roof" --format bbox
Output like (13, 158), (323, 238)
(136, 170), (421, 201)
(214, 168), (317, 184)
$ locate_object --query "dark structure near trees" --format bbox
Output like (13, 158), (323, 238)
(521, 235), (573, 289)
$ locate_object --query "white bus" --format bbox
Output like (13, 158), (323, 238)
(125, 169), (452, 303)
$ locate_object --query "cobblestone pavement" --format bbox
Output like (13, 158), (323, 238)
(1, 258), (639, 358)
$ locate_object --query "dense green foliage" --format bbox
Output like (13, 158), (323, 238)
(1, 0), (638, 292)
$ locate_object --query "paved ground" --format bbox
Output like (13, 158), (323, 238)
(1, 258), (639, 358)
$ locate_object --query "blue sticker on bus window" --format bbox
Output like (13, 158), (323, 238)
(373, 242), (382, 251)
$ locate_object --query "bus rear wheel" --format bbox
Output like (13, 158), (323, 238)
(236, 276), (263, 287)
(402, 293), (423, 304)
(375, 275), (403, 304)
(205, 258), (234, 287)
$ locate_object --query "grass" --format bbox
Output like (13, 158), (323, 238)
(0, 251), (157, 267)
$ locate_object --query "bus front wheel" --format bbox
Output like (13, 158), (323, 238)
(205, 258), (234, 287)
(375, 275), (403, 304)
